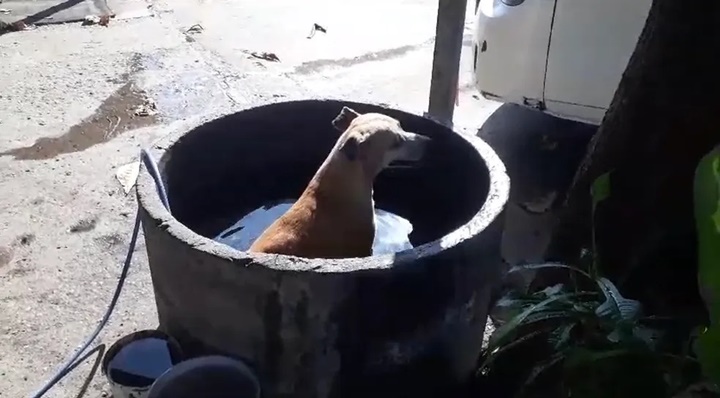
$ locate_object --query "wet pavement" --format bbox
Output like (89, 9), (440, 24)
(0, 1), (501, 397)
(1, 79), (159, 160)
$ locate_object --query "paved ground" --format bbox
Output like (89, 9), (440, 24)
(0, 1), (502, 397)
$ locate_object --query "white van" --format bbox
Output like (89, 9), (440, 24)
(472, 0), (652, 125)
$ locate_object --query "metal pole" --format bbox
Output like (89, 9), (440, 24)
(427, 0), (468, 127)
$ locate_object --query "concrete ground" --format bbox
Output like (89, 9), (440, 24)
(0, 0), (503, 397)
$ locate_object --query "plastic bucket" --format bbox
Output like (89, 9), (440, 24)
(147, 355), (261, 398)
(102, 330), (184, 398)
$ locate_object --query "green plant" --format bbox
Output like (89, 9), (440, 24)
(693, 145), (720, 388)
(479, 262), (697, 398)
(477, 172), (701, 397)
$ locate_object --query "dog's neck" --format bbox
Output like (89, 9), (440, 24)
(300, 152), (376, 216)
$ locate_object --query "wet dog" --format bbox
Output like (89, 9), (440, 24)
(248, 106), (429, 259)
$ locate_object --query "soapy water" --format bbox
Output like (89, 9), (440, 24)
(107, 337), (176, 387)
(214, 199), (414, 255)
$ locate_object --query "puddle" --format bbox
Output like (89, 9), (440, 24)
(0, 51), (227, 161)
(1, 50), (232, 161)
(0, 81), (159, 160)
(214, 199), (415, 255)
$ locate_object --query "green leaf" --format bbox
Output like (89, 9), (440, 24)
(711, 157), (720, 233)
(539, 283), (565, 297)
(694, 148), (720, 325)
(494, 295), (533, 309)
(516, 352), (566, 397)
(508, 262), (593, 280)
(549, 323), (577, 350)
(694, 147), (720, 387)
(573, 300), (601, 314)
(591, 172), (612, 207)
(564, 347), (632, 369)
(479, 329), (548, 370)
(488, 292), (587, 350)
(595, 277), (642, 321)
(590, 172), (612, 277)
(493, 291), (556, 312)
(696, 326), (720, 386)
(523, 310), (575, 325)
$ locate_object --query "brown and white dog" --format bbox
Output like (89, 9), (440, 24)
(248, 106), (430, 259)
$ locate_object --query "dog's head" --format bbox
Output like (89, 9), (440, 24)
(331, 106), (430, 176)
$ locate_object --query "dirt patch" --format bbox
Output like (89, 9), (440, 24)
(94, 232), (125, 250)
(69, 216), (98, 233)
(0, 246), (14, 269)
(6, 264), (32, 278)
(17, 233), (35, 246)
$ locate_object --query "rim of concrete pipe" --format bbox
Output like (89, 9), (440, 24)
(137, 100), (510, 274)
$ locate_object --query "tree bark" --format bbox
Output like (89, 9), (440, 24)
(545, 0), (720, 314)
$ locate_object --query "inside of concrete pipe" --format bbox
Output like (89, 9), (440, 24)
(159, 100), (490, 256)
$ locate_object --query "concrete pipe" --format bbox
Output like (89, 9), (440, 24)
(136, 100), (509, 398)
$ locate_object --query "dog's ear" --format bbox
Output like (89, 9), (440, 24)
(332, 106), (360, 132)
(340, 135), (360, 161)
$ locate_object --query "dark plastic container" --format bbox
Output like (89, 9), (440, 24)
(147, 355), (261, 398)
(102, 330), (184, 398)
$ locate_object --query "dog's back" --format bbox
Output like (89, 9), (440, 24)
(248, 176), (375, 258)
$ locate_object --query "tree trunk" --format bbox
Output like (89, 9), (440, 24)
(545, 0), (720, 315)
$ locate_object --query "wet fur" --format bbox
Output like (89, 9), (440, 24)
(248, 154), (375, 258)
(248, 108), (404, 259)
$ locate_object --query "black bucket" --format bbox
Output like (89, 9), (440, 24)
(147, 355), (261, 398)
(102, 330), (184, 398)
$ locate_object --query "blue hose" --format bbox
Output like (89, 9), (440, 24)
(29, 148), (169, 398)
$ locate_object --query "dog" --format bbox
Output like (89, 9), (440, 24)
(248, 106), (430, 259)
